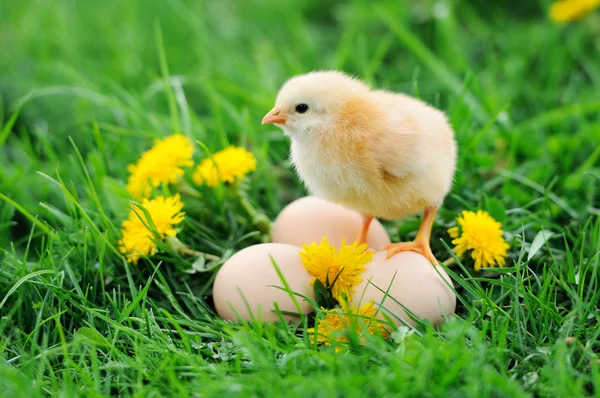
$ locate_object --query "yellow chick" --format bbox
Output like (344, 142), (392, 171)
(262, 71), (457, 264)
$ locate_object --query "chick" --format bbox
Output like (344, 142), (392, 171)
(262, 71), (457, 264)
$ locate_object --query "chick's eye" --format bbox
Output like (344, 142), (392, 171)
(295, 103), (309, 113)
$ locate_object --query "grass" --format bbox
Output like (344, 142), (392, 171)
(1, 0), (599, 396)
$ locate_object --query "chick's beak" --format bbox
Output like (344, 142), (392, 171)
(261, 107), (287, 125)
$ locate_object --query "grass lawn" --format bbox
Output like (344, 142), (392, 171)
(1, 0), (600, 396)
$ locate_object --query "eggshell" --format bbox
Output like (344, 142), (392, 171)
(213, 243), (314, 322)
(351, 251), (456, 327)
(272, 196), (390, 249)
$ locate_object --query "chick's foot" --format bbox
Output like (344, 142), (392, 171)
(383, 241), (438, 266)
(384, 206), (439, 265)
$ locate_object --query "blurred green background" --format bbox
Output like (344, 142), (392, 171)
(2, 1), (598, 244)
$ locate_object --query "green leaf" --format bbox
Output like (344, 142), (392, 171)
(527, 230), (555, 262)
(185, 255), (222, 274)
(0, 270), (55, 310)
(0, 102), (22, 149)
(313, 279), (338, 309)
(76, 327), (111, 347)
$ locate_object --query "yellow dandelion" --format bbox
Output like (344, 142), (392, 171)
(550, 0), (600, 22)
(308, 308), (346, 346)
(448, 210), (510, 271)
(126, 134), (194, 199)
(192, 146), (257, 188)
(118, 194), (185, 264)
(307, 300), (390, 351)
(299, 237), (373, 303)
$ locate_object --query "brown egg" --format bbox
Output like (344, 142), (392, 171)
(272, 196), (390, 249)
(213, 243), (314, 322)
(351, 251), (456, 327)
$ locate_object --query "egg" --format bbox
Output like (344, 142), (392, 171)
(272, 196), (390, 249)
(351, 251), (456, 327)
(213, 243), (314, 322)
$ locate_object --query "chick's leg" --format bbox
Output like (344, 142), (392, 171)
(384, 207), (438, 265)
(356, 214), (373, 245)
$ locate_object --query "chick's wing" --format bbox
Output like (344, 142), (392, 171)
(368, 90), (432, 179)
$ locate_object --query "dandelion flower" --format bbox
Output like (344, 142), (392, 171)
(299, 237), (373, 302)
(448, 210), (510, 271)
(307, 300), (390, 351)
(550, 0), (600, 22)
(126, 134), (194, 199)
(192, 146), (257, 188)
(118, 194), (185, 264)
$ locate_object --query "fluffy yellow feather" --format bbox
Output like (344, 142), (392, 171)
(263, 71), (457, 264)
